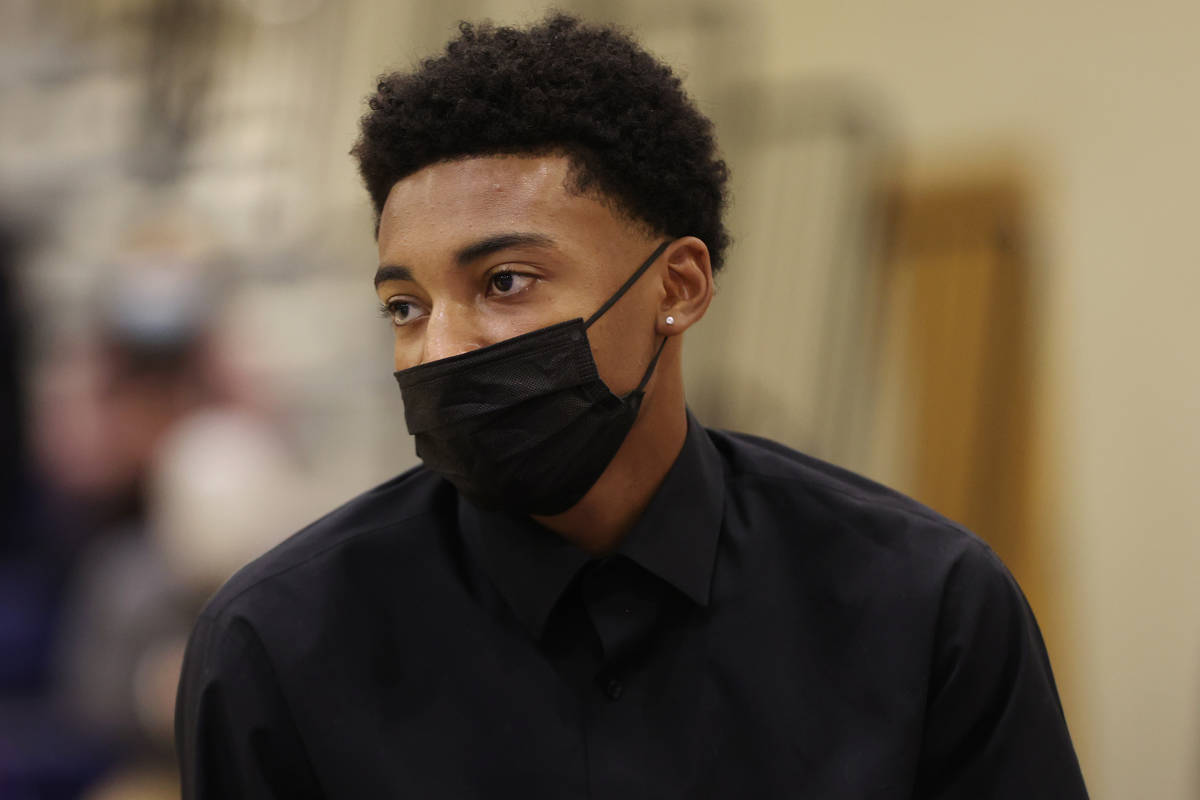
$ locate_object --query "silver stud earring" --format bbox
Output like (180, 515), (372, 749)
(665, 316), (676, 326)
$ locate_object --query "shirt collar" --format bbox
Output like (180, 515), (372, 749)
(458, 410), (726, 639)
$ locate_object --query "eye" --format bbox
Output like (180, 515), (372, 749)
(379, 297), (429, 327)
(486, 270), (536, 298)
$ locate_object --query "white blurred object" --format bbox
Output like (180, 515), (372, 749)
(150, 408), (310, 592)
(101, 254), (218, 350)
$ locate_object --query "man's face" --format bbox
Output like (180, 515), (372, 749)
(375, 155), (666, 394)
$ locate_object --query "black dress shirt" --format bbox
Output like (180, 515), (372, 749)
(176, 414), (1088, 799)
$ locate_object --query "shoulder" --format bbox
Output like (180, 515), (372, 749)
(708, 427), (980, 543)
(704, 426), (1052, 687)
(196, 465), (452, 625)
(705, 426), (1008, 593)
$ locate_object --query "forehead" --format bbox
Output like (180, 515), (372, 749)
(377, 155), (631, 259)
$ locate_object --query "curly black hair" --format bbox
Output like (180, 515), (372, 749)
(352, 13), (731, 272)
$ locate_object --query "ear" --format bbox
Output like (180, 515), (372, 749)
(656, 236), (714, 336)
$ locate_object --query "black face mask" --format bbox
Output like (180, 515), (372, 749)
(393, 241), (672, 515)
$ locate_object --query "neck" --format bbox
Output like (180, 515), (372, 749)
(533, 357), (687, 555)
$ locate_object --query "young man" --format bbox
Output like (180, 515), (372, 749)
(176, 15), (1088, 799)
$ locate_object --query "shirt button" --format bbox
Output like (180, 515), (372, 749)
(604, 677), (624, 701)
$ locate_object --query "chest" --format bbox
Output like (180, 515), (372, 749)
(274, 592), (928, 800)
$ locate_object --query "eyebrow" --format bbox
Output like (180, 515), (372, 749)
(374, 232), (556, 289)
(373, 265), (414, 288)
(453, 232), (556, 266)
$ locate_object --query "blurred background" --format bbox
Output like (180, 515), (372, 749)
(1, 0), (1196, 798)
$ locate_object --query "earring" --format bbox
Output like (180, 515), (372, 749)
(665, 316), (676, 326)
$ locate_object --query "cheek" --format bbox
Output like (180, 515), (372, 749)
(392, 334), (422, 372)
(474, 315), (541, 345)
(473, 290), (586, 344)
(587, 284), (662, 394)
(588, 318), (652, 396)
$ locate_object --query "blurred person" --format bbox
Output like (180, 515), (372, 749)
(42, 226), (317, 800)
(176, 15), (1088, 799)
(31, 244), (225, 534)
(44, 239), (226, 740)
(0, 223), (115, 800)
(0, 223), (49, 692)
(13, 235), (245, 799)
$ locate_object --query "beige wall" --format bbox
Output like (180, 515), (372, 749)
(753, 2), (1200, 797)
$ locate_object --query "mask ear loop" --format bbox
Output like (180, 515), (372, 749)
(583, 240), (672, 330)
(581, 240), (672, 400)
(627, 335), (669, 398)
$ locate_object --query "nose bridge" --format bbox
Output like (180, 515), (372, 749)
(421, 302), (482, 364)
